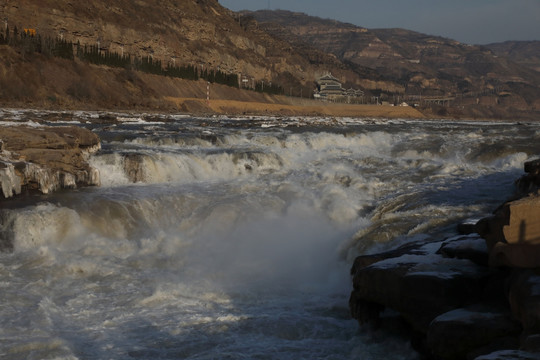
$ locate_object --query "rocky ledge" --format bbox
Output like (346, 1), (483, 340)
(350, 159), (540, 360)
(0, 125), (100, 198)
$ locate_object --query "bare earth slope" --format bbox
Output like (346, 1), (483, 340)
(0, 2), (538, 119)
(249, 10), (540, 118)
(486, 41), (540, 73)
(0, 44), (423, 118)
(0, 0), (361, 95)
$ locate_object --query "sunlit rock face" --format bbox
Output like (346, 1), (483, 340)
(0, 125), (101, 198)
(476, 159), (540, 268)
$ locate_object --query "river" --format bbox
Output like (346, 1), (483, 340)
(1, 110), (539, 359)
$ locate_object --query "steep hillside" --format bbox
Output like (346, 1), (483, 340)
(0, 2), (539, 119)
(0, 0), (365, 97)
(486, 41), (540, 73)
(249, 10), (540, 112)
(1, 0), (268, 77)
(0, 42), (427, 118)
(239, 10), (397, 92)
(0, 42), (278, 111)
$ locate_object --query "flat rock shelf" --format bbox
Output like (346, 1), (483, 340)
(0, 125), (101, 198)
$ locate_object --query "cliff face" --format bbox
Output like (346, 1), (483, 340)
(2, 0), (262, 74)
(0, 0), (356, 95)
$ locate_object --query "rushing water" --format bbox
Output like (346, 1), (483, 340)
(1, 110), (539, 360)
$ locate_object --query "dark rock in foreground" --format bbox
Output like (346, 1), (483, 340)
(351, 237), (497, 333)
(427, 307), (521, 360)
(475, 350), (540, 360)
(350, 159), (540, 359)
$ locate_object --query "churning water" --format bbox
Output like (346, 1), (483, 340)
(1, 110), (539, 359)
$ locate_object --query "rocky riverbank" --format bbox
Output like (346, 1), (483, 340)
(349, 159), (540, 359)
(0, 125), (100, 198)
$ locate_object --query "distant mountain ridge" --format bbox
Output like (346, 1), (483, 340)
(247, 10), (540, 111)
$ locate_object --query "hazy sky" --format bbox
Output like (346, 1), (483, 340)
(219, 0), (540, 44)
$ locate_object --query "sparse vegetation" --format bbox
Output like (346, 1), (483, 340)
(0, 27), (247, 92)
(0, 26), (74, 60)
(76, 43), (131, 68)
(254, 81), (283, 95)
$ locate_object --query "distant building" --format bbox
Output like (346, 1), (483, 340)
(314, 73), (364, 102)
(345, 88), (364, 97)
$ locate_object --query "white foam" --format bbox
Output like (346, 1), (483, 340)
(0, 163), (22, 198)
(89, 153), (132, 186)
(116, 116), (165, 125)
(491, 152), (528, 170)
(3, 115), (540, 359)
(0, 120), (44, 127)
(6, 203), (86, 251)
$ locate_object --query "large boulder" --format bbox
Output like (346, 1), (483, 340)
(427, 307), (521, 360)
(476, 194), (540, 268)
(475, 158), (540, 268)
(350, 236), (495, 333)
(490, 242), (540, 269)
(516, 158), (540, 196)
(437, 235), (489, 266)
(507, 270), (540, 335)
(500, 196), (540, 246)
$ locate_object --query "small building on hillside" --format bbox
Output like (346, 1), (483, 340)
(314, 73), (343, 99)
(345, 88), (364, 98)
(314, 73), (364, 102)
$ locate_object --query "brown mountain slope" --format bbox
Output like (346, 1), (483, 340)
(486, 41), (540, 73)
(249, 10), (540, 111)
(2, 0), (269, 77)
(1, 2), (539, 119)
(0, 43), (427, 118)
(0, 0), (367, 97)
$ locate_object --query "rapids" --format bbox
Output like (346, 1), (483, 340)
(1, 110), (539, 359)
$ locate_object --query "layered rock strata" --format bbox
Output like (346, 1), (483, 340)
(478, 159), (540, 268)
(0, 125), (100, 198)
(350, 159), (540, 359)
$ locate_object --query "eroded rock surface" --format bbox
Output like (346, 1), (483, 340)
(0, 125), (100, 198)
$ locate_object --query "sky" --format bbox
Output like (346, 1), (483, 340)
(218, 0), (540, 45)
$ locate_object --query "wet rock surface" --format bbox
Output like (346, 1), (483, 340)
(0, 125), (100, 198)
(351, 237), (496, 333)
(350, 159), (540, 359)
(427, 307), (521, 360)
